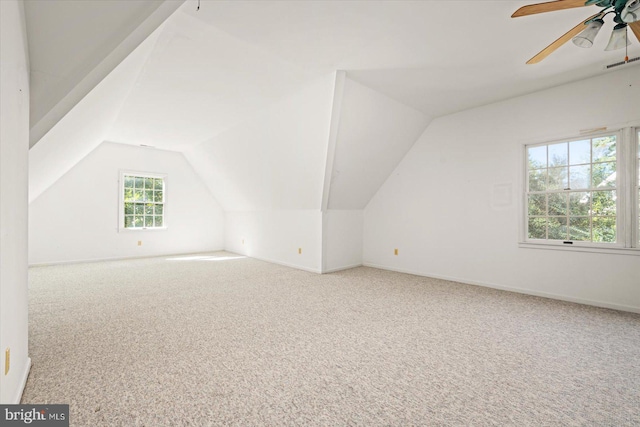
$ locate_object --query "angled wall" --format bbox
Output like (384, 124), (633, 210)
(27, 0), (184, 147)
(29, 28), (160, 203)
(29, 142), (224, 265)
(0, 0), (30, 403)
(186, 73), (336, 272)
(363, 67), (640, 312)
(328, 77), (430, 210)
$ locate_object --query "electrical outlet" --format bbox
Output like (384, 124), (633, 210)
(394, 248), (398, 256)
(5, 348), (9, 375)
(298, 248), (302, 254)
(137, 241), (142, 246)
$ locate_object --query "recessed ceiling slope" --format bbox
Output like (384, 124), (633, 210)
(29, 29), (161, 203)
(106, 9), (318, 151)
(25, 0), (184, 147)
(328, 77), (431, 210)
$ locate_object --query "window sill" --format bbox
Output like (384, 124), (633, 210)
(519, 242), (640, 256)
(118, 227), (168, 233)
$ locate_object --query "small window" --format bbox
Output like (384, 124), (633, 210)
(120, 172), (166, 230)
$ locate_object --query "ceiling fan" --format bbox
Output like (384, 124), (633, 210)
(512, 0), (640, 63)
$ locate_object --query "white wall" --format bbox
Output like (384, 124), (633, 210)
(225, 210), (322, 273)
(184, 74), (334, 212)
(186, 74), (335, 272)
(328, 77), (429, 209)
(323, 210), (363, 273)
(29, 142), (224, 265)
(364, 67), (640, 312)
(0, 0), (31, 403)
(29, 27), (160, 203)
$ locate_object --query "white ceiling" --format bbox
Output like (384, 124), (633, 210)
(27, 0), (640, 208)
(105, 0), (639, 151)
(25, 0), (184, 146)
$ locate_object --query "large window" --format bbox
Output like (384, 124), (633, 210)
(524, 128), (638, 251)
(120, 172), (166, 230)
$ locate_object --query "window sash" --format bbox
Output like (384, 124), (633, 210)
(523, 129), (639, 250)
(119, 171), (167, 231)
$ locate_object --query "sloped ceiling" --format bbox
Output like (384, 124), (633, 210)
(25, 0), (184, 147)
(28, 1), (640, 209)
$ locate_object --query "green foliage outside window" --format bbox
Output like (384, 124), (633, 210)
(526, 136), (616, 243)
(123, 175), (165, 229)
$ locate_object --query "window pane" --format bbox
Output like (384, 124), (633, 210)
(593, 217), (616, 243)
(592, 191), (616, 216)
(569, 139), (590, 165)
(134, 177), (144, 188)
(134, 189), (143, 201)
(145, 216), (154, 227)
(155, 204), (163, 215)
(154, 191), (163, 202)
(124, 188), (134, 202)
(528, 194), (546, 216)
(569, 217), (590, 241)
(548, 193), (567, 216)
(569, 192), (590, 216)
(133, 216), (144, 227)
(124, 215), (134, 228)
(528, 217), (546, 239)
(592, 161), (616, 188)
(144, 190), (153, 201)
(154, 179), (163, 190)
(528, 169), (546, 191)
(528, 146), (547, 169)
(548, 167), (568, 190)
(124, 203), (134, 215)
(154, 216), (163, 227)
(145, 203), (154, 215)
(548, 142), (567, 166)
(144, 177), (154, 189)
(548, 217), (568, 240)
(592, 136), (616, 163)
(124, 176), (134, 188)
(569, 164), (590, 190)
(134, 203), (144, 215)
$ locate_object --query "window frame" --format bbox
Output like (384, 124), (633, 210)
(118, 170), (168, 232)
(519, 126), (640, 255)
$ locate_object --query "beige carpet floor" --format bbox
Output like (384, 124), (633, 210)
(22, 252), (640, 426)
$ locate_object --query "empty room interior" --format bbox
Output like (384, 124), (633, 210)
(2, 0), (640, 425)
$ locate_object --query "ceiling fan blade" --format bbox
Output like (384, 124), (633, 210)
(526, 13), (600, 64)
(512, 0), (590, 18)
(630, 21), (640, 42)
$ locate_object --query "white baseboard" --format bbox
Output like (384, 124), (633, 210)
(323, 263), (362, 273)
(11, 357), (31, 404)
(29, 249), (225, 267)
(362, 262), (640, 314)
(247, 255), (322, 274)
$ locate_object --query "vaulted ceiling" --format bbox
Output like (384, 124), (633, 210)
(26, 0), (640, 207)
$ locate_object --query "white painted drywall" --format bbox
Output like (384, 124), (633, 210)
(328, 77), (430, 209)
(29, 142), (224, 265)
(184, 73), (334, 212)
(225, 210), (322, 273)
(0, 0), (31, 403)
(364, 67), (640, 312)
(323, 210), (363, 273)
(26, 0), (184, 146)
(29, 27), (160, 203)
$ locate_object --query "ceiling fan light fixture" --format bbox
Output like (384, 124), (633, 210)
(572, 19), (604, 48)
(621, 0), (640, 23)
(605, 24), (631, 51)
